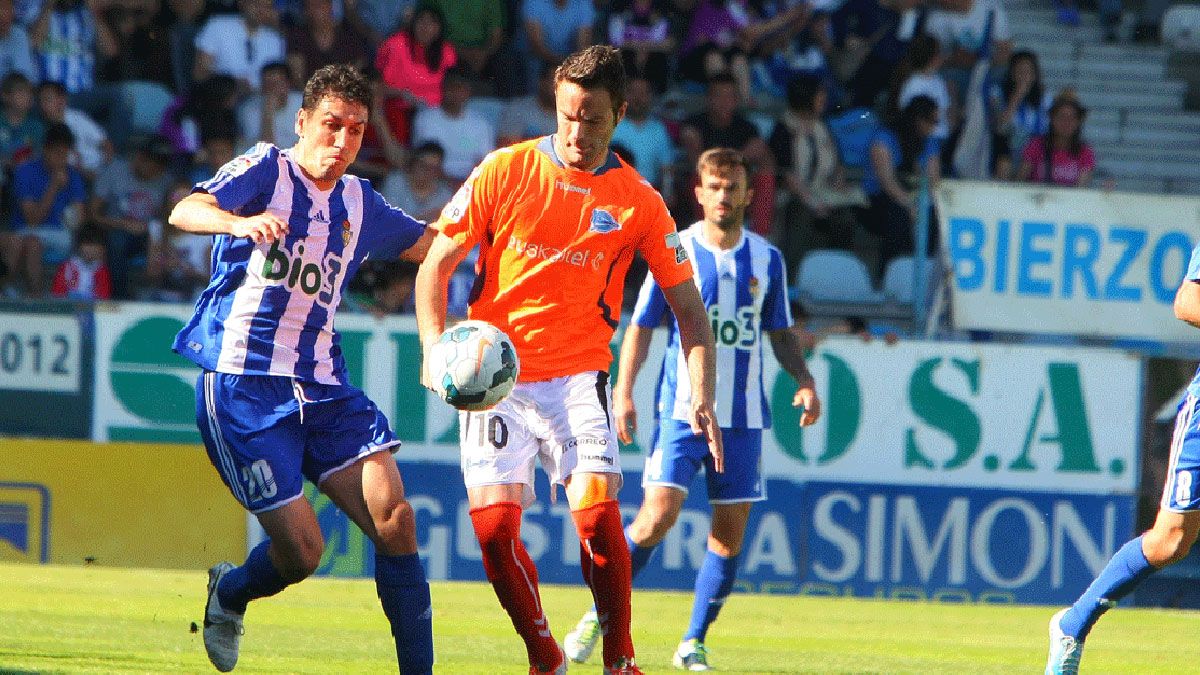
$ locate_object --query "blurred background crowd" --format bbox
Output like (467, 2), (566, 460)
(0, 0), (1187, 325)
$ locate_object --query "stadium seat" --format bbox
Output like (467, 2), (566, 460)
(1162, 5), (1200, 52)
(881, 256), (941, 305)
(116, 80), (174, 139)
(793, 250), (885, 316)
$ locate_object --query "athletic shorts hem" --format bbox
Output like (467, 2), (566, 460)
(1162, 505), (1200, 514)
(559, 466), (622, 487)
(642, 479), (690, 495)
(249, 491), (306, 514)
(710, 495), (766, 504)
(316, 441), (401, 486)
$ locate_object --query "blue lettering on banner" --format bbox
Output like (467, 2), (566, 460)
(0, 482), (50, 563)
(947, 218), (1194, 306)
(308, 462), (1134, 605)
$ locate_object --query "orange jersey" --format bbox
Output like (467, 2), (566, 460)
(434, 135), (693, 381)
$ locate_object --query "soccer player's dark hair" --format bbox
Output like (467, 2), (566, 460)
(302, 64), (372, 112)
(696, 147), (750, 184)
(554, 45), (626, 115)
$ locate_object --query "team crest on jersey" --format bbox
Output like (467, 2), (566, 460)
(748, 276), (760, 297)
(342, 220), (351, 245)
(589, 208), (621, 234)
(666, 232), (688, 264)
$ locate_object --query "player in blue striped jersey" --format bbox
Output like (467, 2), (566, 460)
(1046, 245), (1200, 674)
(564, 148), (821, 670)
(169, 65), (436, 674)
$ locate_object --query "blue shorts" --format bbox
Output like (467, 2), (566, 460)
(195, 370), (399, 513)
(1163, 393), (1200, 512)
(642, 418), (764, 503)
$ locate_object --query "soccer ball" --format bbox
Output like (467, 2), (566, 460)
(427, 320), (520, 411)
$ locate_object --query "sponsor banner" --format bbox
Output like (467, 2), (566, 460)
(93, 304), (1141, 493)
(0, 308), (90, 438)
(310, 462), (1132, 605)
(935, 180), (1200, 341)
(0, 439), (245, 567)
(800, 482), (1135, 604)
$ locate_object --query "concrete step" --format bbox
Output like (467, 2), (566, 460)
(1043, 76), (1187, 97)
(1125, 110), (1200, 133)
(1093, 141), (1200, 164)
(1097, 157), (1200, 180)
(1007, 7), (1103, 29)
(1074, 89), (1183, 110)
(1012, 23), (1107, 44)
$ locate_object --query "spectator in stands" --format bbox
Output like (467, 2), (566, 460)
(1017, 95), (1095, 187)
(862, 95), (940, 272)
(769, 74), (863, 282)
(923, 0), (1011, 100)
(523, 0), (595, 94)
(193, 0), (284, 94)
(830, 0), (928, 109)
(345, 0), (413, 50)
(411, 65), (495, 183)
(349, 259), (419, 316)
(237, 61), (302, 149)
(160, 74), (239, 155)
(678, 0), (808, 103)
(37, 79), (110, 179)
(285, 0), (368, 85)
(50, 224), (110, 300)
(88, 135), (173, 299)
(497, 63), (556, 147)
(0, 0), (35, 83)
(607, 0), (675, 94)
(189, 126), (236, 184)
(6, 122), (86, 297)
(423, 0), (504, 85)
(679, 72), (775, 235)
(31, 0), (117, 96)
(0, 71), (42, 169)
(895, 34), (950, 146)
(166, 0), (206, 94)
(611, 74), (675, 193)
(380, 141), (452, 223)
(97, 0), (173, 88)
(143, 178), (210, 301)
(376, 4), (456, 109)
(991, 49), (1051, 180)
(749, 10), (833, 105)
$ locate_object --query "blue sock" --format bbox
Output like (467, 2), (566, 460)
(216, 540), (289, 614)
(375, 552), (434, 674)
(626, 530), (656, 580)
(684, 550), (740, 642)
(1060, 535), (1157, 640)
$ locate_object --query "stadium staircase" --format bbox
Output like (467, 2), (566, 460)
(1006, 0), (1200, 194)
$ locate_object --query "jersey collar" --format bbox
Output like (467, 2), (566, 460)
(538, 135), (622, 176)
(689, 221), (746, 255)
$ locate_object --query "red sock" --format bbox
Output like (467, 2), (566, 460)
(469, 502), (561, 670)
(572, 499), (634, 667)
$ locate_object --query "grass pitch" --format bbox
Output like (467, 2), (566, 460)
(2, 563), (1200, 673)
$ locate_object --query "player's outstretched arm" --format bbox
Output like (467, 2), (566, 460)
(1175, 277), (1200, 329)
(661, 278), (723, 472)
(614, 324), (654, 445)
(768, 329), (821, 427)
(414, 231), (471, 388)
(169, 192), (289, 244)
(398, 228), (436, 263)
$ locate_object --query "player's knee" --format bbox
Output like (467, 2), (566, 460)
(274, 538), (323, 581)
(373, 498), (417, 549)
(1145, 526), (1196, 566)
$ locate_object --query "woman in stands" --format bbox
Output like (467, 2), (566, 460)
(861, 95), (941, 275)
(991, 50), (1052, 180)
(1017, 94), (1095, 187)
(373, 5), (456, 145)
(768, 74), (863, 282)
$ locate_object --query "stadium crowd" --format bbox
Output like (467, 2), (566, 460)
(0, 0), (1142, 314)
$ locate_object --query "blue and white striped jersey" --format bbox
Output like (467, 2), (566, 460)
(631, 226), (792, 429)
(173, 143), (426, 384)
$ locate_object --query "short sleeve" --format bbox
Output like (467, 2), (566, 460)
(1186, 245), (1200, 282)
(195, 143), (278, 213)
(360, 182), (427, 259)
(636, 190), (693, 290)
(631, 273), (669, 328)
(761, 248), (793, 332)
(433, 149), (504, 248)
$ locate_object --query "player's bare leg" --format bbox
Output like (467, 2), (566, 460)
(204, 499), (324, 672)
(323, 452), (433, 674)
(467, 483), (565, 674)
(1047, 508), (1200, 674)
(674, 502), (752, 671)
(564, 472), (640, 674)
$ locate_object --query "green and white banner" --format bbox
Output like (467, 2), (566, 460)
(92, 303), (1142, 494)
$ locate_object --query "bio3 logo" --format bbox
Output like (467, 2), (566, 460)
(708, 305), (758, 348)
(261, 240), (344, 305)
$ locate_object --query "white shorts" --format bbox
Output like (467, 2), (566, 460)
(458, 371), (622, 507)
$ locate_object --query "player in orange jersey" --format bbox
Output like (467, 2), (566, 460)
(415, 45), (722, 675)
